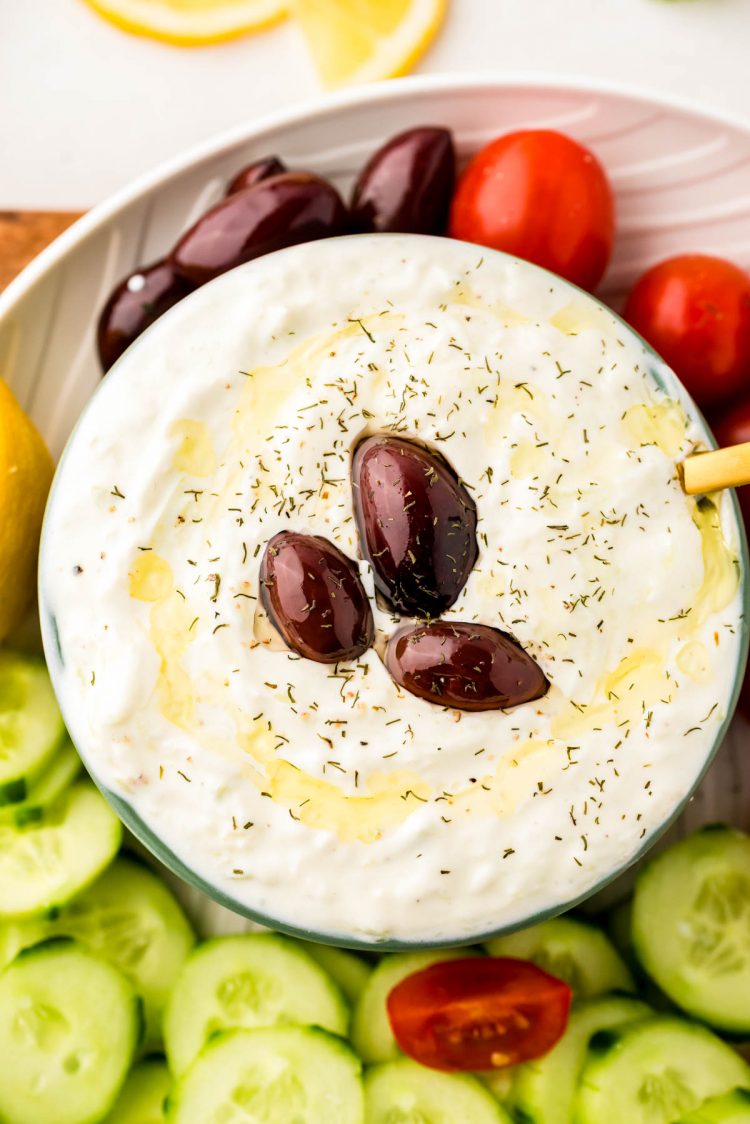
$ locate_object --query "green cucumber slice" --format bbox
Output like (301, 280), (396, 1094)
(510, 993), (652, 1124)
(607, 898), (635, 968)
(485, 916), (635, 997)
(296, 941), (372, 1004)
(480, 1068), (517, 1106)
(0, 856), (196, 1048)
(632, 826), (750, 1033)
(351, 948), (471, 1064)
(0, 781), (122, 918)
(677, 1089), (750, 1123)
(166, 1027), (364, 1123)
(365, 1057), (513, 1123)
(164, 933), (349, 1076)
(0, 739), (81, 828)
(105, 1058), (171, 1123)
(575, 1017), (750, 1124)
(0, 652), (66, 804)
(0, 938), (142, 1124)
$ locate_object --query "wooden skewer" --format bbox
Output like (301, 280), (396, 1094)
(682, 442), (750, 495)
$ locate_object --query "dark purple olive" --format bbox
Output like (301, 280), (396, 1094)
(225, 156), (287, 196)
(386, 622), (548, 712)
(350, 127), (455, 235)
(259, 531), (374, 663)
(352, 436), (478, 618)
(171, 173), (348, 286)
(97, 259), (194, 373)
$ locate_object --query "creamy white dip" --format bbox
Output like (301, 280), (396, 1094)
(40, 235), (743, 944)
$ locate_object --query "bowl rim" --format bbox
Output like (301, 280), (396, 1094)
(38, 224), (750, 950)
(2, 71), (750, 323)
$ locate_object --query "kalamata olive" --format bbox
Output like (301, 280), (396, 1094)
(225, 156), (286, 196)
(97, 259), (194, 373)
(352, 436), (478, 618)
(171, 173), (348, 286)
(350, 127), (456, 235)
(259, 531), (374, 663)
(386, 622), (548, 712)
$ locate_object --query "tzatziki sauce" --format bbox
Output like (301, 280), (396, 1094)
(40, 235), (744, 943)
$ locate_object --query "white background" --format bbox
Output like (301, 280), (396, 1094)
(2, 0), (750, 210)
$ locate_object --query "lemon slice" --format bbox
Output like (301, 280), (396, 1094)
(80, 0), (287, 46)
(0, 380), (54, 642)
(290, 0), (447, 86)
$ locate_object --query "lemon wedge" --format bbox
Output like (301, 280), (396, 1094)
(290, 0), (447, 86)
(0, 381), (54, 642)
(80, 0), (287, 46)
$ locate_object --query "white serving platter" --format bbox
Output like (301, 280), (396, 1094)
(4, 74), (749, 936)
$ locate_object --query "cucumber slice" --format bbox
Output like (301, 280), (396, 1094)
(351, 948), (472, 1064)
(105, 1058), (170, 1123)
(632, 826), (750, 1034)
(485, 916), (635, 997)
(365, 1057), (513, 1123)
(510, 993), (652, 1124)
(0, 781), (122, 918)
(677, 1089), (750, 1123)
(0, 856), (196, 1048)
(481, 1068), (516, 1106)
(0, 652), (66, 804)
(607, 898), (636, 968)
(575, 1017), (750, 1124)
(0, 938), (142, 1124)
(166, 1027), (364, 1123)
(164, 933), (349, 1076)
(296, 940), (372, 1004)
(0, 739), (81, 828)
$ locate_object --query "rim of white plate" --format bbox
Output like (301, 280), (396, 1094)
(2, 72), (749, 322)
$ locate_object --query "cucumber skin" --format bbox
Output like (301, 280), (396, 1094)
(0, 855), (196, 1050)
(632, 826), (750, 1034)
(676, 1089), (750, 1123)
(509, 994), (652, 1124)
(0, 654), (66, 796)
(365, 1058), (513, 1124)
(164, 933), (350, 1076)
(0, 740), (82, 828)
(166, 1027), (364, 1124)
(0, 782), (123, 920)
(486, 916), (635, 998)
(351, 948), (473, 1064)
(104, 1057), (170, 1124)
(298, 940), (372, 1004)
(575, 1017), (750, 1124)
(0, 939), (143, 1124)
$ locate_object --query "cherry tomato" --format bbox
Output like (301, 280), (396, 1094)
(448, 130), (615, 291)
(624, 255), (750, 409)
(386, 957), (572, 1072)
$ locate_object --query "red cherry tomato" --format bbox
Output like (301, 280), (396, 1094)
(386, 957), (572, 1072)
(624, 255), (750, 409)
(448, 130), (615, 291)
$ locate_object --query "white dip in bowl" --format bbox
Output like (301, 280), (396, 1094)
(40, 234), (745, 945)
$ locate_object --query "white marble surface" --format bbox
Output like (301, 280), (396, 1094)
(2, 0), (749, 210)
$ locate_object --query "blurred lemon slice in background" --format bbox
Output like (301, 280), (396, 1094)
(81, 0), (287, 45)
(80, 0), (447, 83)
(290, 0), (447, 86)
(0, 381), (54, 642)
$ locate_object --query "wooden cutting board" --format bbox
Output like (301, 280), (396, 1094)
(0, 211), (82, 293)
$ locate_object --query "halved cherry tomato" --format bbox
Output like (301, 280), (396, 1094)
(624, 255), (750, 409)
(386, 957), (572, 1072)
(448, 130), (615, 291)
